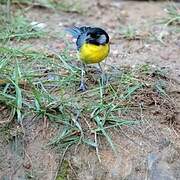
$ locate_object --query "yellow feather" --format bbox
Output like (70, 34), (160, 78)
(79, 43), (110, 64)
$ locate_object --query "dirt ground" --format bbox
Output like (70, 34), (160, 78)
(0, 0), (180, 180)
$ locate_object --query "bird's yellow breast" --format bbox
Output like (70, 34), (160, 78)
(79, 43), (110, 64)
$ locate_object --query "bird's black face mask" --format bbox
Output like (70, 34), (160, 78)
(86, 28), (109, 45)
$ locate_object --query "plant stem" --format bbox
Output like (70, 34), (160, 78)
(7, 0), (11, 21)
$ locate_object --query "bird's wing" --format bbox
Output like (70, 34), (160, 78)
(66, 26), (82, 38)
(66, 26), (92, 50)
(76, 33), (87, 50)
(66, 26), (91, 38)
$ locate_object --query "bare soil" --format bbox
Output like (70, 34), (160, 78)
(1, 0), (180, 180)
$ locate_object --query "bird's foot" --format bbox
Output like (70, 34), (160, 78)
(78, 82), (87, 92)
(100, 73), (109, 86)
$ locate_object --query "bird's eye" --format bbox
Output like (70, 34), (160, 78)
(90, 33), (98, 38)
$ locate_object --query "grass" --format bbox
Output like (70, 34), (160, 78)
(0, 0), (83, 13)
(55, 160), (70, 180)
(0, 2), (178, 180)
(1, 41), (173, 154)
(164, 4), (180, 26)
(0, 14), (46, 43)
(0, 2), (177, 159)
(119, 25), (139, 40)
(148, 4), (180, 45)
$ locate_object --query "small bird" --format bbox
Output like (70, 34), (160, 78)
(67, 26), (110, 91)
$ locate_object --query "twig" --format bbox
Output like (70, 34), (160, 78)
(53, 145), (71, 180)
(95, 132), (101, 163)
(68, 160), (78, 178)
(10, 161), (23, 180)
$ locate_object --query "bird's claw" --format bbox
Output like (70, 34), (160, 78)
(78, 82), (87, 92)
(100, 73), (109, 86)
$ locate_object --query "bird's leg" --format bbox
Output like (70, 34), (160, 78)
(79, 62), (87, 92)
(98, 63), (107, 85)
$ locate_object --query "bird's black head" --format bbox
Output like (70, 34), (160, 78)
(85, 27), (109, 45)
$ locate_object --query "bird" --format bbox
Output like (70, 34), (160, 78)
(66, 26), (110, 91)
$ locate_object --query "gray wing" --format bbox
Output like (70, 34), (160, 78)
(66, 26), (92, 50)
(76, 32), (88, 50)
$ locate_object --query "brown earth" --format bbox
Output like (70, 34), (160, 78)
(0, 0), (180, 180)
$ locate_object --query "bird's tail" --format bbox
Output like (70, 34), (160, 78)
(66, 26), (91, 38)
